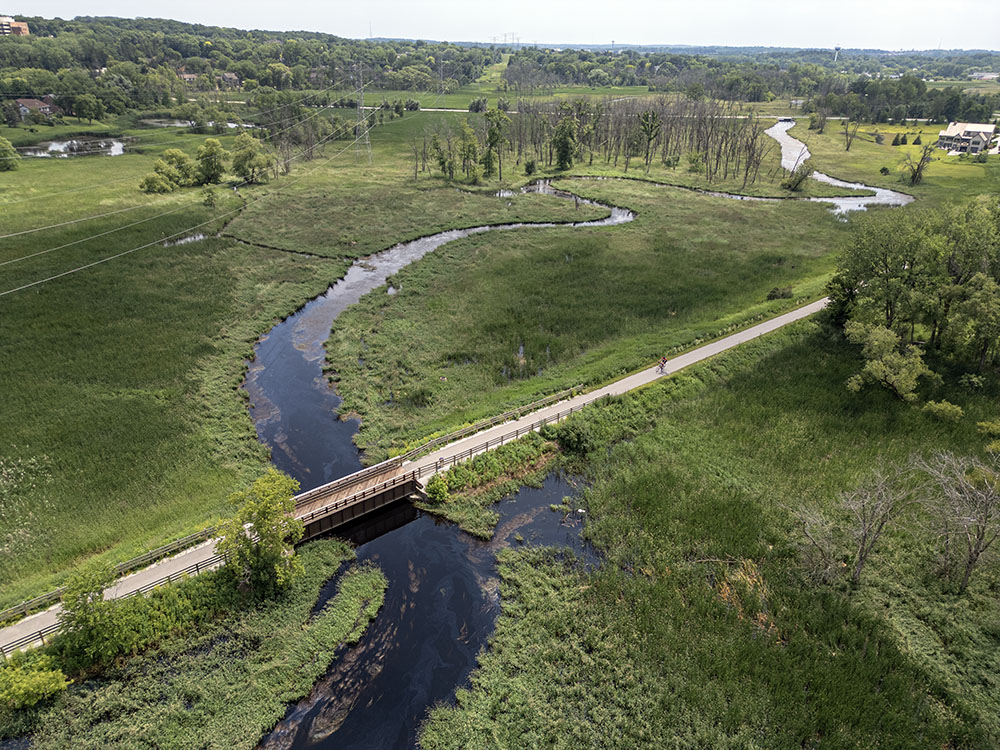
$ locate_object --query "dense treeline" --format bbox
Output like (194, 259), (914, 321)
(503, 48), (1000, 122)
(0, 15), (492, 105)
(829, 198), (1000, 402)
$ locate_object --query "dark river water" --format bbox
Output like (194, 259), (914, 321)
(245, 124), (906, 747)
(242, 184), (625, 748)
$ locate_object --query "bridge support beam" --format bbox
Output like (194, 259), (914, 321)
(300, 479), (420, 542)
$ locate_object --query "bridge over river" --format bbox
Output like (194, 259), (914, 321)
(0, 298), (826, 656)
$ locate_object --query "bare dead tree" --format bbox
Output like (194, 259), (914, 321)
(790, 506), (842, 583)
(840, 466), (912, 585)
(902, 144), (936, 186)
(842, 118), (861, 152)
(916, 452), (1000, 594)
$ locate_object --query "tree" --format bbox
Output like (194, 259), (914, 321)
(891, 133), (901, 146)
(917, 452), (1000, 593)
(483, 108), (510, 181)
(952, 273), (1000, 370)
(196, 137), (229, 185)
(73, 93), (102, 124)
(2, 101), (20, 129)
(841, 467), (911, 584)
(842, 118), (861, 151)
(551, 116), (577, 170)
(230, 132), (272, 184)
(139, 172), (176, 193)
(0, 135), (19, 172)
(216, 468), (304, 597)
(58, 563), (116, 666)
(781, 160), (814, 191)
(159, 148), (197, 185)
(639, 110), (661, 172)
(902, 143), (935, 186)
(844, 321), (932, 402)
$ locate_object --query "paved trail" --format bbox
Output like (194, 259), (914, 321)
(0, 297), (827, 653)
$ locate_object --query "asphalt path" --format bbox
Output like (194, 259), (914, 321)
(0, 297), (827, 653)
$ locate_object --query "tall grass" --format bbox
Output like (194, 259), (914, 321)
(422, 321), (1000, 747)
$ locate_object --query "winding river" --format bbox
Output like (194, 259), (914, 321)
(244, 121), (910, 748)
(765, 121), (914, 215)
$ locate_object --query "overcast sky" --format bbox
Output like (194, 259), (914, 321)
(15, 0), (1000, 50)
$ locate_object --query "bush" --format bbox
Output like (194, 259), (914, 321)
(139, 172), (175, 193)
(404, 99), (420, 111)
(780, 161), (813, 192)
(555, 420), (596, 456)
(879, 166), (891, 175)
(524, 159), (537, 176)
(468, 97), (487, 113)
(425, 473), (449, 504)
(767, 286), (794, 300)
(922, 400), (964, 423)
(913, 134), (922, 145)
(0, 653), (68, 710)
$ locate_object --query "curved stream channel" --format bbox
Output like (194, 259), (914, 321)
(245, 123), (905, 749)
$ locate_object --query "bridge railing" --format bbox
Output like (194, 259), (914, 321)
(2, 396), (600, 657)
(1, 385), (585, 629)
(287, 384), (582, 514)
(1, 553), (225, 659)
(0, 528), (216, 626)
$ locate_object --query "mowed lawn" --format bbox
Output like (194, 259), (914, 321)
(325, 175), (849, 459)
(422, 321), (1000, 748)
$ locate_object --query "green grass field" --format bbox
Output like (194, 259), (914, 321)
(789, 120), (1000, 207)
(324, 174), (847, 459)
(421, 321), (1000, 748)
(0, 111), (650, 607)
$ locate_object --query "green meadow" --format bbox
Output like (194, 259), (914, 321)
(422, 320), (1000, 748)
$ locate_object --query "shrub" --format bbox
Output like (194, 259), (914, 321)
(922, 400), (964, 423)
(976, 419), (1000, 437)
(556, 420), (596, 456)
(139, 172), (176, 193)
(0, 653), (68, 710)
(524, 159), (537, 176)
(959, 373), (985, 390)
(913, 134), (922, 145)
(879, 166), (891, 175)
(404, 99), (420, 111)
(425, 474), (449, 503)
(767, 286), (794, 300)
(468, 97), (487, 113)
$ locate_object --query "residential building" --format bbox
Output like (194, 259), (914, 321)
(0, 16), (29, 35)
(216, 72), (240, 88)
(15, 97), (61, 121)
(936, 122), (997, 154)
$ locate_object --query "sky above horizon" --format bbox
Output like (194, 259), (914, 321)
(13, 0), (1000, 51)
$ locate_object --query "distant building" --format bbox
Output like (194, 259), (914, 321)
(178, 72), (199, 85)
(0, 15), (29, 35)
(216, 72), (240, 88)
(970, 72), (999, 81)
(15, 97), (60, 121)
(936, 122), (997, 154)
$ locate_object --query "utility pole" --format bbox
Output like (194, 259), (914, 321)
(354, 63), (372, 164)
